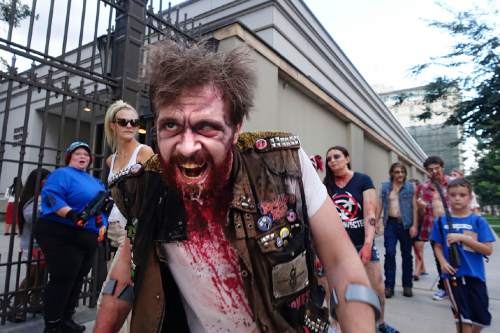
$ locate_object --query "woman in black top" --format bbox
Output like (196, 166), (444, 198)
(324, 146), (398, 333)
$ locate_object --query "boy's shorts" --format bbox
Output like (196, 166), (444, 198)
(446, 276), (491, 327)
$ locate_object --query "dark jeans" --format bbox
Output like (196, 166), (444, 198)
(384, 218), (413, 289)
(34, 219), (97, 325)
(430, 240), (445, 291)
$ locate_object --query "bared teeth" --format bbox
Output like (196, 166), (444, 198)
(181, 162), (204, 169)
(179, 162), (206, 178)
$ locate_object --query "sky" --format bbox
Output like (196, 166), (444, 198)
(302, 0), (496, 92)
(3, 0), (493, 90)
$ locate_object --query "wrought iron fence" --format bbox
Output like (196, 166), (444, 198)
(0, 0), (197, 325)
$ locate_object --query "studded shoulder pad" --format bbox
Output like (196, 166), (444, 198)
(237, 131), (301, 153)
(143, 154), (161, 173)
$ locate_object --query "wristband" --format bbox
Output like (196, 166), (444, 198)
(102, 279), (135, 304)
(330, 283), (381, 322)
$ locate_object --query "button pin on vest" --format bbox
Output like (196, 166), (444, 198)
(257, 215), (273, 232)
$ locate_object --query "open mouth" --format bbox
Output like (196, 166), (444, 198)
(179, 162), (207, 179)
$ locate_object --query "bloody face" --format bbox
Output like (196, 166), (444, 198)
(426, 163), (444, 182)
(326, 149), (350, 174)
(156, 84), (240, 204)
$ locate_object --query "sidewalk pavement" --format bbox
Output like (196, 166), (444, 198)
(1, 227), (498, 332)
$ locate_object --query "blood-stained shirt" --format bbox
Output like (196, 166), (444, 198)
(163, 148), (327, 333)
(416, 176), (449, 241)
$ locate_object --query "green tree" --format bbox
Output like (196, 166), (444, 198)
(0, 0), (37, 71)
(411, 3), (500, 149)
(468, 149), (500, 206)
(0, 0), (34, 27)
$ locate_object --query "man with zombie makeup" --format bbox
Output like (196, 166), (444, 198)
(416, 156), (451, 301)
(94, 40), (379, 333)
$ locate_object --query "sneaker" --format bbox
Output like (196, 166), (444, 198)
(403, 287), (413, 297)
(384, 288), (394, 299)
(378, 323), (400, 333)
(432, 289), (447, 301)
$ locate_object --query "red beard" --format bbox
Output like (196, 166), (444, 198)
(159, 149), (234, 233)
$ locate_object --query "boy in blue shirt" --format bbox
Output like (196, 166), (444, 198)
(431, 178), (495, 332)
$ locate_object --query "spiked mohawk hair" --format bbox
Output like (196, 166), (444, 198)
(144, 40), (256, 126)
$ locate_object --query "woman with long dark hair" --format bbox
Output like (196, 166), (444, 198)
(10, 168), (50, 322)
(324, 146), (398, 333)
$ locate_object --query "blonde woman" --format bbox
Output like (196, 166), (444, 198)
(99, 100), (153, 333)
(104, 100), (154, 248)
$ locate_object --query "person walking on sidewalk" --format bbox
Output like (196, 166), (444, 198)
(10, 168), (50, 322)
(35, 142), (109, 333)
(96, 100), (154, 333)
(325, 146), (399, 333)
(377, 162), (418, 298)
(95, 40), (379, 333)
(416, 155), (450, 301)
(449, 169), (481, 214)
(431, 178), (495, 333)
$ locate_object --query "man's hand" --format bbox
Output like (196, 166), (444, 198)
(416, 198), (427, 210)
(359, 243), (372, 265)
(409, 225), (418, 238)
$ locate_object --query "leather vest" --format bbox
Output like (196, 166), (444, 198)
(112, 132), (321, 333)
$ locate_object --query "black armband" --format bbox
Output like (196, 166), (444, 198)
(102, 279), (134, 304)
(65, 210), (77, 221)
(66, 209), (86, 228)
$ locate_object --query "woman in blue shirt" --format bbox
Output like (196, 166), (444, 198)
(34, 142), (108, 333)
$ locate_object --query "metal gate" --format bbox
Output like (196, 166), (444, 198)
(0, 0), (197, 324)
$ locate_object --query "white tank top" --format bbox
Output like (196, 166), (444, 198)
(107, 144), (144, 226)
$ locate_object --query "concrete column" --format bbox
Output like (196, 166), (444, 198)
(111, 0), (147, 110)
(389, 151), (398, 165)
(347, 122), (364, 172)
(410, 165), (418, 179)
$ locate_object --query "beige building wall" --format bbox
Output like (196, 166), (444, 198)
(220, 37), (348, 167)
(217, 27), (426, 185)
(364, 138), (390, 190)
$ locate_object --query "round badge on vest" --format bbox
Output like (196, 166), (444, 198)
(257, 215), (273, 232)
(286, 210), (297, 222)
(255, 138), (268, 150)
